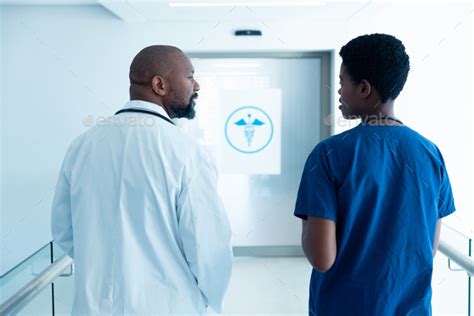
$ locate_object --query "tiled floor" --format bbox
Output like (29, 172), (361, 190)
(209, 257), (311, 315)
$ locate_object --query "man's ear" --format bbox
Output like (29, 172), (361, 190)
(358, 79), (372, 99)
(151, 75), (167, 96)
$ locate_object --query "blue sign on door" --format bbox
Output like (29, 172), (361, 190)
(225, 106), (274, 154)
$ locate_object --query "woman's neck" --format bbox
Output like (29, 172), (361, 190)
(360, 101), (403, 125)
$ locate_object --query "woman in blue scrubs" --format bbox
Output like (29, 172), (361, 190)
(295, 33), (455, 315)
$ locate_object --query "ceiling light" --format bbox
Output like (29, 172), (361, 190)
(169, 1), (326, 7)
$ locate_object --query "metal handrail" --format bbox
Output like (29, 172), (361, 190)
(0, 240), (471, 315)
(0, 255), (73, 315)
(438, 239), (473, 276)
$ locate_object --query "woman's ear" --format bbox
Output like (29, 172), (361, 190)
(151, 75), (166, 96)
(359, 79), (372, 99)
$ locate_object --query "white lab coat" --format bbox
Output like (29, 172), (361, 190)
(51, 100), (233, 315)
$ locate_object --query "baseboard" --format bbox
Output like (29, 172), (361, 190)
(232, 245), (304, 257)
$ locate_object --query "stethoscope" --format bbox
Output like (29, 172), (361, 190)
(115, 108), (175, 126)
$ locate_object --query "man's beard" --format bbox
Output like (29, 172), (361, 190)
(171, 94), (197, 119)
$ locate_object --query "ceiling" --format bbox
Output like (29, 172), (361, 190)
(0, 0), (467, 23)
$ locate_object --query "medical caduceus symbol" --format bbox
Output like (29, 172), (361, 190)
(234, 114), (265, 147)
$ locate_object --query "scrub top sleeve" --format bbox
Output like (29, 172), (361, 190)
(51, 159), (75, 259)
(438, 163), (456, 219)
(294, 144), (338, 222)
(176, 154), (233, 313)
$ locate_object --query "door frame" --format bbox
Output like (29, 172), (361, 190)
(187, 51), (334, 256)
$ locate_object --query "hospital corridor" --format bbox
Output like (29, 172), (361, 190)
(1, 0), (473, 315)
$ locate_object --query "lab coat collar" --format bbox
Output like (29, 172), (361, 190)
(121, 100), (172, 121)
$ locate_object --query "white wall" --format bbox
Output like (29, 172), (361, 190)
(0, 2), (472, 275)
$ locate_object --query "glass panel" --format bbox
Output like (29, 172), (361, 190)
(51, 242), (75, 315)
(442, 223), (472, 255)
(18, 287), (53, 315)
(432, 223), (472, 315)
(0, 243), (52, 314)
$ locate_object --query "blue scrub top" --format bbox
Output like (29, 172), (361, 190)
(294, 124), (455, 316)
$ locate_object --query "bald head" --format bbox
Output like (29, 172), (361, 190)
(129, 45), (185, 85)
(128, 45), (200, 119)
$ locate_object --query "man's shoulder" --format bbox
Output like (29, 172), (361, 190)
(155, 125), (214, 167)
(163, 126), (204, 155)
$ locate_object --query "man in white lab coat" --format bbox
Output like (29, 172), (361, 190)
(51, 45), (233, 315)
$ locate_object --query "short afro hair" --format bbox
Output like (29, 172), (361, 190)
(339, 33), (410, 103)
